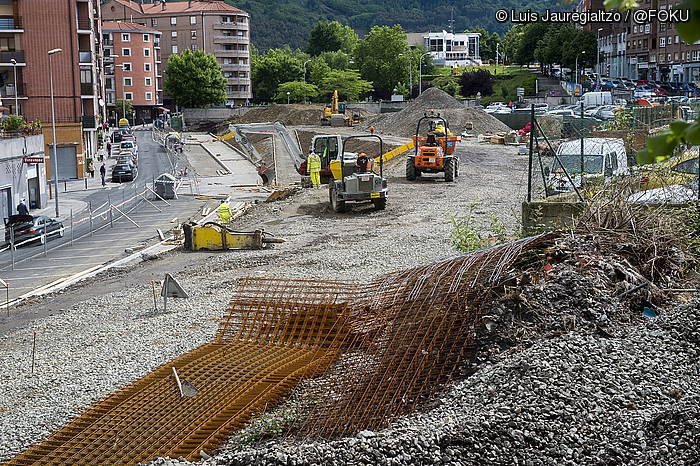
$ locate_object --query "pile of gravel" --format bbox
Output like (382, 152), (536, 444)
(365, 87), (511, 137)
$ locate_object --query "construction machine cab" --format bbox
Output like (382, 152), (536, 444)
(328, 134), (388, 213)
(407, 111), (460, 182)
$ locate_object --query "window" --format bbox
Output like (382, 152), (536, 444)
(146, 92), (153, 101)
(633, 25), (637, 33)
(171, 31), (177, 38)
(150, 18), (157, 27)
(191, 30), (197, 39)
(122, 48), (131, 56)
(122, 62), (132, 71)
(170, 17), (177, 25)
(104, 48), (112, 56)
(143, 34), (150, 42)
(122, 33), (130, 42)
(171, 45), (178, 54)
(191, 44), (197, 51)
(221, 15), (233, 23)
(145, 77), (152, 86)
(123, 77), (132, 86)
(144, 48), (150, 57)
(144, 62), (151, 72)
(676, 35), (680, 43)
(105, 77), (113, 90)
(660, 37), (665, 47)
(124, 92), (133, 100)
(190, 16), (197, 25)
(645, 24), (650, 33)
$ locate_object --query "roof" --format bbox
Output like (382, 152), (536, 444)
(102, 20), (162, 34)
(111, 0), (245, 15)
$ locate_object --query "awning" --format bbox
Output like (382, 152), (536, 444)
(157, 107), (170, 112)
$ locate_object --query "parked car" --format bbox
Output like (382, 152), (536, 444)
(4, 214), (64, 246)
(637, 151), (699, 190)
(117, 153), (138, 167)
(593, 105), (622, 120)
(112, 162), (138, 182)
(119, 139), (138, 154)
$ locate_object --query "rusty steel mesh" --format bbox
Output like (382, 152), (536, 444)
(8, 233), (554, 464)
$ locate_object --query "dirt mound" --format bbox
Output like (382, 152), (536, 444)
(365, 87), (510, 137)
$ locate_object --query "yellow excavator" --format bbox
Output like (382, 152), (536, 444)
(321, 90), (360, 127)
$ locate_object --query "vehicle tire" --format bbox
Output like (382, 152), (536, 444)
(58, 227), (64, 238)
(406, 157), (417, 181)
(330, 186), (347, 213)
(444, 157), (455, 182)
(455, 158), (460, 178)
(373, 198), (387, 211)
(39, 234), (46, 245)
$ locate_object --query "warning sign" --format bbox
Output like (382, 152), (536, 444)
(161, 273), (189, 299)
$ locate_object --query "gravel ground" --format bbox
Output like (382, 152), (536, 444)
(0, 139), (538, 462)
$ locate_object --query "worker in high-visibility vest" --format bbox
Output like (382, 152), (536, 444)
(216, 200), (231, 223)
(307, 150), (322, 189)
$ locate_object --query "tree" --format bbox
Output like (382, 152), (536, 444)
(458, 69), (494, 97)
(115, 99), (134, 119)
(501, 25), (524, 64)
(307, 58), (332, 86)
(274, 81), (319, 103)
(308, 21), (358, 56)
(559, 29), (597, 70)
(514, 23), (551, 65)
(432, 76), (460, 97)
(319, 50), (353, 70)
(163, 50), (226, 108)
(354, 25), (410, 99)
(251, 47), (305, 101)
(318, 70), (373, 101)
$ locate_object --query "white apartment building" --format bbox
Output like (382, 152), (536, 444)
(407, 30), (482, 67)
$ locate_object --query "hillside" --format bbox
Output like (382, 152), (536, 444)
(227, 0), (554, 50)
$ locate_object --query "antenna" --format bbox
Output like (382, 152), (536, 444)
(448, 6), (455, 34)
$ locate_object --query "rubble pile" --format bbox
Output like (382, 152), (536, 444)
(227, 104), (375, 127)
(365, 88), (511, 137)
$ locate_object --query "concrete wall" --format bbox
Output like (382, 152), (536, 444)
(0, 134), (48, 216)
(522, 201), (586, 235)
(183, 106), (256, 125)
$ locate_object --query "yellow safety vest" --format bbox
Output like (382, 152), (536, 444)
(307, 152), (321, 172)
(216, 203), (231, 215)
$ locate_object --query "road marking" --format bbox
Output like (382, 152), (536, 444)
(0, 274), (67, 281)
(12, 262), (107, 271)
(42, 253), (121, 261)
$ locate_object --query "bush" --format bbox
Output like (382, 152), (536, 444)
(458, 69), (494, 97)
(449, 203), (510, 253)
(3, 115), (27, 131)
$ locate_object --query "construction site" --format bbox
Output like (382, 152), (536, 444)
(1, 88), (699, 465)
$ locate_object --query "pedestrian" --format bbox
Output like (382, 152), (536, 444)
(307, 150), (321, 189)
(87, 160), (95, 178)
(216, 200), (231, 223)
(100, 163), (106, 187)
(16, 198), (29, 215)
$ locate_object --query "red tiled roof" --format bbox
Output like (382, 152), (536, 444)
(112, 0), (245, 15)
(102, 20), (162, 33)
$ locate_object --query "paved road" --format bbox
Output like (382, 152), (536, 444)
(0, 132), (211, 305)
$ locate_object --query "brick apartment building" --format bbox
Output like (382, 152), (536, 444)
(578, 0), (700, 83)
(102, 21), (163, 122)
(0, 0), (106, 183)
(102, 0), (252, 106)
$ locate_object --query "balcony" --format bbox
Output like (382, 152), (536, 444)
(79, 51), (92, 64)
(103, 38), (114, 46)
(220, 62), (249, 69)
(77, 18), (92, 32)
(80, 82), (94, 96)
(215, 50), (249, 58)
(0, 50), (24, 64)
(0, 83), (22, 98)
(0, 17), (22, 32)
(214, 21), (248, 29)
(154, 40), (160, 48)
(214, 35), (248, 43)
(82, 115), (96, 129)
(226, 77), (251, 85)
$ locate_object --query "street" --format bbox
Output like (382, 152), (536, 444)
(0, 131), (209, 306)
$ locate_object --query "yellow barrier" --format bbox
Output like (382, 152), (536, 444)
(375, 140), (415, 164)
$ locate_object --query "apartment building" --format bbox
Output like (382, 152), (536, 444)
(1, 0), (106, 183)
(102, 0), (252, 106)
(578, 0), (700, 82)
(407, 31), (482, 67)
(102, 21), (163, 122)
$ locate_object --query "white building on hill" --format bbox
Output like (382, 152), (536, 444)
(407, 31), (482, 67)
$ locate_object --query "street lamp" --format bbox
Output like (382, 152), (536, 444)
(287, 91), (290, 105)
(418, 51), (431, 96)
(596, 27), (603, 85)
(302, 59), (311, 84)
(10, 58), (18, 115)
(575, 50), (586, 85)
(48, 48), (63, 218)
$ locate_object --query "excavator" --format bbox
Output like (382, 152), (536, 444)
(321, 90), (361, 127)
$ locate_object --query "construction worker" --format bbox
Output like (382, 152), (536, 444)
(216, 200), (231, 223)
(307, 150), (321, 189)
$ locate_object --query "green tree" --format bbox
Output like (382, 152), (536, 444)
(163, 50), (226, 108)
(115, 99), (134, 119)
(432, 76), (460, 97)
(307, 58), (332, 86)
(318, 69), (373, 101)
(274, 81), (319, 103)
(319, 50), (353, 70)
(308, 21), (358, 56)
(251, 47), (305, 101)
(514, 23), (551, 65)
(501, 25), (524, 64)
(559, 29), (597, 69)
(354, 25), (410, 98)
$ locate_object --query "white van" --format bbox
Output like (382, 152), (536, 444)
(580, 91), (613, 107)
(546, 138), (628, 195)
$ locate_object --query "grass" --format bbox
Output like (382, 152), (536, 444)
(425, 65), (537, 104)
